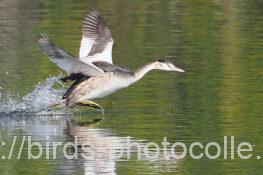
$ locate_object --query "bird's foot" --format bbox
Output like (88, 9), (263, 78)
(76, 100), (103, 110)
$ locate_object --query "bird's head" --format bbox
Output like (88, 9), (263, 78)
(154, 59), (185, 72)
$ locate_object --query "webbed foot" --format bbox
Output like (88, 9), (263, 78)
(76, 100), (102, 110)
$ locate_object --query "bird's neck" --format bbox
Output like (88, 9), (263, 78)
(133, 62), (156, 82)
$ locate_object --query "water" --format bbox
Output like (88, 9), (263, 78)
(0, 0), (262, 174)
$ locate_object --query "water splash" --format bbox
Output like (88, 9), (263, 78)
(0, 76), (67, 116)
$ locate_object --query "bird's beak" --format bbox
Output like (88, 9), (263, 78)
(173, 67), (185, 73)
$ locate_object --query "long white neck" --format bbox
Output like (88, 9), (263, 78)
(133, 62), (157, 83)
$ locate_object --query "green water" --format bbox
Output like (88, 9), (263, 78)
(0, 0), (262, 174)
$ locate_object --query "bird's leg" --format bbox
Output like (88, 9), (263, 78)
(76, 100), (102, 110)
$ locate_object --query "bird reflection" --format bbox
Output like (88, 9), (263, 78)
(0, 115), (179, 174)
(66, 119), (127, 175)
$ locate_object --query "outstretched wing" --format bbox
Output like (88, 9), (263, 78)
(38, 33), (104, 77)
(79, 10), (114, 64)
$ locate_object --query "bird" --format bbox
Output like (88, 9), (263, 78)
(38, 10), (185, 110)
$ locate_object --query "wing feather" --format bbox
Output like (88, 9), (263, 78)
(38, 34), (104, 77)
(79, 10), (114, 64)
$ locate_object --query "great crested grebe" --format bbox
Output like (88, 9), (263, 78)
(38, 10), (185, 109)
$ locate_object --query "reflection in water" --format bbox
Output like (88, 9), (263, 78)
(67, 120), (179, 175)
(0, 114), (66, 142)
(67, 121), (130, 175)
(0, 114), (75, 175)
(0, 115), (179, 175)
